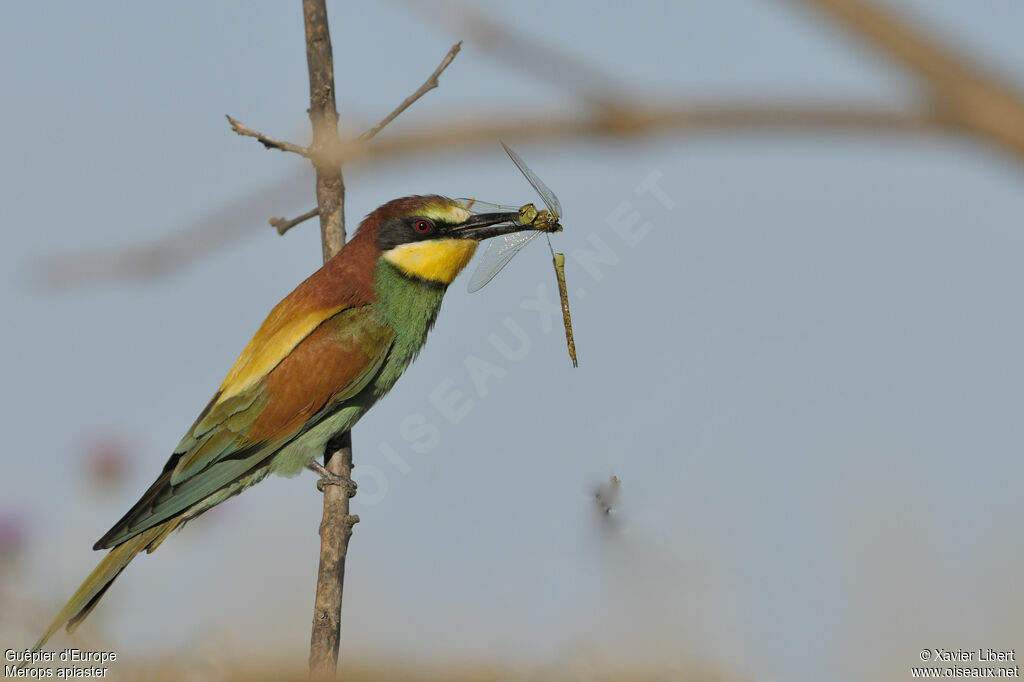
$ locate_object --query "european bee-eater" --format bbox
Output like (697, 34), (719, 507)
(32, 195), (531, 651)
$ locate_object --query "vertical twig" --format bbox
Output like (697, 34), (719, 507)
(303, 0), (358, 678)
(304, 0), (346, 262)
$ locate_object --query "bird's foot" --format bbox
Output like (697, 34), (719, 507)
(306, 461), (357, 497)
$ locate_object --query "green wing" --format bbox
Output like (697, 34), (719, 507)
(94, 306), (394, 549)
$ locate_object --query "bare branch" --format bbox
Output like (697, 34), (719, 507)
(225, 115), (311, 157)
(303, 0), (346, 262)
(269, 207), (321, 235)
(301, 1), (356, 679)
(357, 41), (463, 143)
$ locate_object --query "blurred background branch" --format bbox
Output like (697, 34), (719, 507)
(35, 0), (1024, 290)
(795, 0), (1024, 158)
(396, 0), (635, 108)
(30, 100), (951, 289)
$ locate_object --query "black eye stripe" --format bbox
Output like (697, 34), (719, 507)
(375, 216), (453, 250)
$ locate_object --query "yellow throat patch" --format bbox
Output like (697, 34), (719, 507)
(383, 239), (478, 285)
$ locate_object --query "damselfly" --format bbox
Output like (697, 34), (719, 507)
(462, 143), (578, 366)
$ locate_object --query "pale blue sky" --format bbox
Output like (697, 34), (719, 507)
(2, 2), (1024, 680)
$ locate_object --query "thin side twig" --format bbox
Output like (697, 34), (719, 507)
(403, 0), (629, 109)
(225, 115), (311, 157)
(275, 41), (463, 239)
(270, 207), (321, 235)
(356, 41), (463, 143)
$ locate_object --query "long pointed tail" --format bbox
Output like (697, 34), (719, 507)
(30, 518), (182, 654)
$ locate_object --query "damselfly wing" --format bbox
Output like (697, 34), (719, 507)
(466, 230), (543, 293)
(501, 141), (562, 220)
(465, 144), (563, 292)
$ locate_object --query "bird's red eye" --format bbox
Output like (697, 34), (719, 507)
(413, 219), (433, 234)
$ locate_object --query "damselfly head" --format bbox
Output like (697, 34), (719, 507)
(518, 203), (539, 225)
(532, 210), (562, 233)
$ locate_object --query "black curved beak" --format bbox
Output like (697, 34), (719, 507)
(451, 211), (528, 240)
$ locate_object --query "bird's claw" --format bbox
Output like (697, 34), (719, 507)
(307, 461), (357, 497)
(316, 474), (357, 496)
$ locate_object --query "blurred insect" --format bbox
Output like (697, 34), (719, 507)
(463, 143), (578, 367)
(594, 475), (622, 516)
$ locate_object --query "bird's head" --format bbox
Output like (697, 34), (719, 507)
(363, 195), (527, 285)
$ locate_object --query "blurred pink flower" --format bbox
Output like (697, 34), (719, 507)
(79, 431), (134, 491)
(0, 511), (28, 565)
